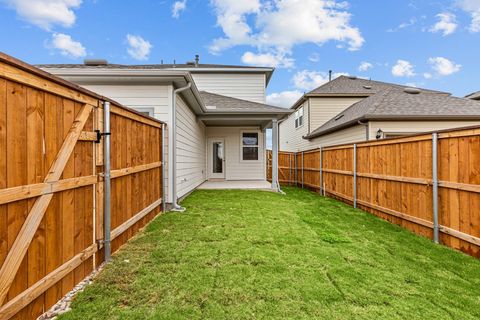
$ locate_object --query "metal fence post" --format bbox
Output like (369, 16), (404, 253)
(353, 144), (357, 208)
(301, 151), (304, 188)
(432, 133), (439, 243)
(294, 153), (297, 186)
(103, 101), (111, 262)
(319, 147), (322, 194)
(289, 153), (292, 185)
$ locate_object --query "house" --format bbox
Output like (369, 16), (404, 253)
(39, 57), (291, 210)
(466, 91), (480, 101)
(279, 76), (480, 152)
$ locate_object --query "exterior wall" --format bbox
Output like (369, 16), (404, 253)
(206, 127), (266, 180)
(308, 125), (367, 148)
(279, 101), (310, 152)
(176, 96), (207, 198)
(82, 84), (174, 202)
(368, 121), (480, 140)
(85, 84), (171, 121)
(309, 97), (364, 130)
(191, 73), (266, 103)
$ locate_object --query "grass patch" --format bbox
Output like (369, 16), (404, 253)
(59, 187), (480, 319)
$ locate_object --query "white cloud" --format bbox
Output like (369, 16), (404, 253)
(5, 0), (81, 30)
(293, 70), (347, 91)
(428, 57), (461, 76)
(358, 61), (373, 72)
(209, 0), (364, 54)
(457, 0), (480, 32)
(423, 72), (432, 79)
(387, 17), (417, 32)
(429, 13), (457, 36)
(266, 90), (303, 108)
(49, 33), (86, 58)
(241, 51), (294, 68)
(126, 34), (152, 61)
(308, 53), (320, 62)
(172, 0), (187, 18)
(391, 60), (415, 77)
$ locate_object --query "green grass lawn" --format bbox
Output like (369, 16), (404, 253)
(59, 187), (480, 319)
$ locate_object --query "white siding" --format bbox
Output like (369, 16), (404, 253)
(82, 84), (174, 203)
(84, 84), (171, 122)
(279, 101), (310, 152)
(309, 97), (364, 130)
(368, 120), (480, 140)
(191, 73), (266, 103)
(206, 127), (266, 180)
(176, 96), (206, 198)
(308, 125), (366, 148)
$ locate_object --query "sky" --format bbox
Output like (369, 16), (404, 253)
(0, 0), (479, 109)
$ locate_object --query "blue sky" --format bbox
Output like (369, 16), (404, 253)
(1, 0), (479, 107)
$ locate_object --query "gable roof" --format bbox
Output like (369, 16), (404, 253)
(466, 91), (480, 100)
(200, 91), (292, 115)
(37, 62), (275, 85)
(290, 75), (450, 110)
(305, 88), (480, 139)
(308, 75), (448, 95)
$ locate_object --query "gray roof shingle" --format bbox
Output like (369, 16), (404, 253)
(466, 91), (480, 100)
(305, 88), (480, 139)
(308, 75), (449, 95)
(37, 63), (272, 70)
(200, 91), (292, 114)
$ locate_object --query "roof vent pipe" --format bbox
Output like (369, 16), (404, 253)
(84, 59), (108, 66)
(195, 54), (199, 67)
(404, 87), (421, 94)
(329, 70), (332, 82)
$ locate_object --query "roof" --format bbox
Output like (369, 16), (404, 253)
(200, 91), (292, 115)
(310, 76), (447, 95)
(37, 63), (270, 70)
(305, 88), (480, 139)
(0, 52), (165, 126)
(37, 62), (275, 85)
(466, 91), (480, 100)
(290, 75), (450, 110)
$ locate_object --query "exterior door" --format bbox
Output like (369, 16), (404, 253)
(208, 138), (225, 179)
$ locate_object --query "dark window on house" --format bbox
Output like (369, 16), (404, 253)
(242, 132), (259, 161)
(295, 106), (304, 128)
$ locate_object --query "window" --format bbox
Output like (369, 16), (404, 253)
(241, 132), (259, 161)
(294, 106), (304, 128)
(134, 107), (154, 117)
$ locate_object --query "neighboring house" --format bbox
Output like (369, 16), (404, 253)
(39, 58), (291, 209)
(466, 91), (480, 101)
(280, 76), (480, 152)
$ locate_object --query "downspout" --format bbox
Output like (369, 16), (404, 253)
(161, 123), (166, 212)
(358, 119), (369, 140)
(273, 117), (287, 194)
(171, 82), (192, 212)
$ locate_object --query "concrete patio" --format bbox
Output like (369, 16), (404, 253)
(197, 180), (273, 190)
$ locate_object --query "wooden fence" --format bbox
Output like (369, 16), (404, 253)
(268, 126), (480, 258)
(0, 53), (164, 319)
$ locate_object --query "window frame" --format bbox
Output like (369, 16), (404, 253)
(134, 107), (155, 117)
(294, 106), (304, 129)
(240, 130), (261, 162)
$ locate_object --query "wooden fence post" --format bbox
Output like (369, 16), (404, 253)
(301, 151), (304, 188)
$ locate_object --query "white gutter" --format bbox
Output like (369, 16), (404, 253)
(171, 82), (192, 212)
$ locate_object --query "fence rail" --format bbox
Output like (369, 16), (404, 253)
(0, 53), (164, 320)
(268, 126), (480, 258)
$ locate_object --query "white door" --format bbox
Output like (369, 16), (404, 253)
(208, 138), (226, 179)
